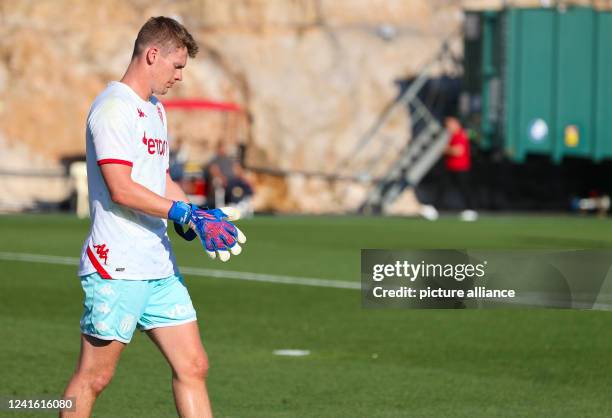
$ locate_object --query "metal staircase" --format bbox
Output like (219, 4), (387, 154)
(358, 95), (448, 214)
(247, 37), (462, 215)
(354, 40), (461, 214)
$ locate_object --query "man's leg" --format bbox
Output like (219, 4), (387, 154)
(456, 171), (474, 210)
(435, 170), (451, 209)
(147, 321), (212, 418)
(60, 335), (125, 418)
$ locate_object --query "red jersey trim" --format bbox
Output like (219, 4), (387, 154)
(97, 159), (133, 167)
(86, 246), (112, 279)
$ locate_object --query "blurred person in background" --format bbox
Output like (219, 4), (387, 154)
(60, 17), (215, 418)
(168, 136), (190, 182)
(203, 142), (234, 208)
(225, 161), (254, 217)
(204, 141), (253, 209)
(439, 116), (478, 221)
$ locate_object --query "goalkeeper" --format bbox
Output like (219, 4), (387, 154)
(60, 17), (245, 418)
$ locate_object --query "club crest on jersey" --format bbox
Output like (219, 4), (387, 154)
(156, 104), (164, 125)
(142, 131), (168, 156)
(137, 108), (146, 118)
(93, 243), (109, 265)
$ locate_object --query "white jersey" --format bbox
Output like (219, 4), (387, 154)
(78, 81), (179, 280)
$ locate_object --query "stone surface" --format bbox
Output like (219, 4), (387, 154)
(1, 0), (469, 213)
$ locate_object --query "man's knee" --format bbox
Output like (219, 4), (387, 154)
(78, 369), (115, 394)
(174, 354), (209, 381)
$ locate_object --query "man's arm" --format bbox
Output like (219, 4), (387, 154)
(165, 172), (189, 202)
(445, 144), (464, 157)
(101, 163), (245, 260)
(100, 164), (175, 218)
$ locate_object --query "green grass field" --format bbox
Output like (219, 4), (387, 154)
(1, 214), (612, 417)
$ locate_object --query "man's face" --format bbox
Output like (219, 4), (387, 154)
(150, 45), (188, 95)
(444, 117), (459, 133)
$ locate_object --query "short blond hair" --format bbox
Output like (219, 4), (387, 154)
(133, 16), (198, 58)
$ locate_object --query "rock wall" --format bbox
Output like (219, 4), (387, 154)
(1, 0), (472, 213)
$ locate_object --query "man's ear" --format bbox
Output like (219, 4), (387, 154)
(146, 47), (159, 65)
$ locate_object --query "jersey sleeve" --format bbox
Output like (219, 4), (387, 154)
(88, 98), (136, 167)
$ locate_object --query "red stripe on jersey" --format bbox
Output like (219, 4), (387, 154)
(87, 246), (112, 279)
(97, 159), (133, 167)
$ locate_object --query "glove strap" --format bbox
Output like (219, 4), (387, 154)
(168, 201), (191, 224)
(173, 222), (197, 241)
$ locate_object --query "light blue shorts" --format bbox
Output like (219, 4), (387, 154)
(79, 272), (197, 344)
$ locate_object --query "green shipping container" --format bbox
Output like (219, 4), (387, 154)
(595, 11), (612, 161)
(555, 7), (595, 160)
(504, 8), (556, 161)
(469, 6), (612, 163)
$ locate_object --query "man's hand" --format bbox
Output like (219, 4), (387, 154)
(189, 206), (246, 262)
(190, 205), (246, 262)
(169, 202), (247, 262)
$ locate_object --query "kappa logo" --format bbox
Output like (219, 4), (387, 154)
(95, 321), (110, 332)
(137, 108), (146, 118)
(142, 131), (168, 156)
(98, 284), (115, 296)
(96, 303), (111, 315)
(93, 244), (109, 265)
